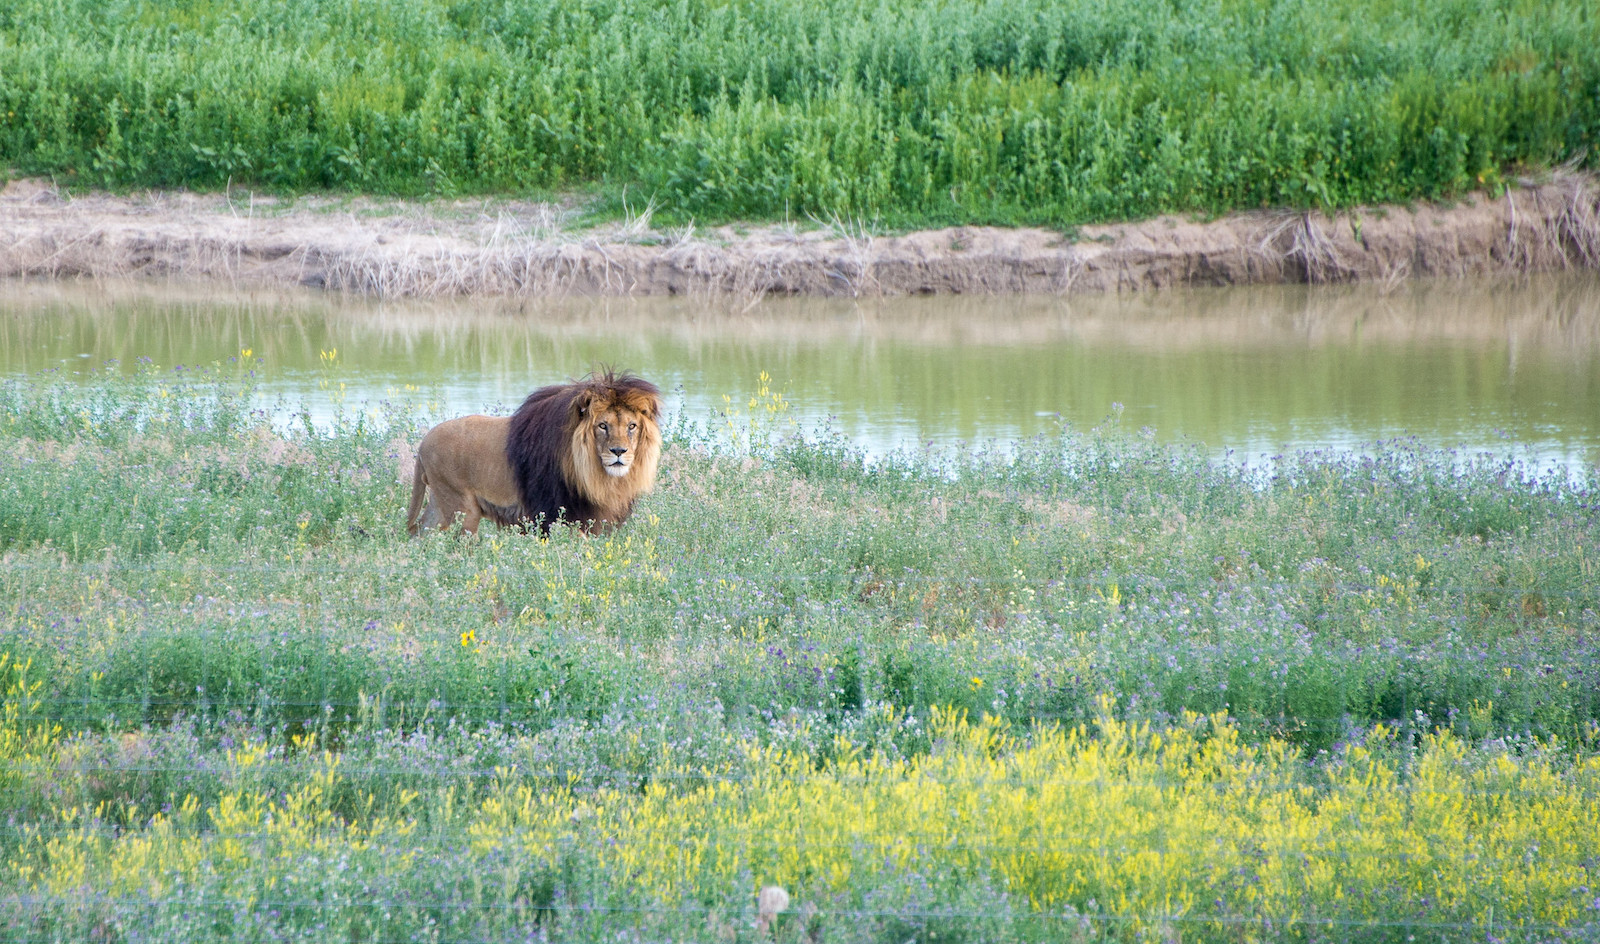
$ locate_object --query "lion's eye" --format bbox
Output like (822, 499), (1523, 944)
(597, 422), (608, 431)
(628, 422), (636, 431)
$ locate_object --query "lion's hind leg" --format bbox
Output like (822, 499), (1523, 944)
(407, 466), (430, 537)
(411, 478), (474, 536)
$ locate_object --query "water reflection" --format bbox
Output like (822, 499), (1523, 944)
(2, 275), (1597, 469)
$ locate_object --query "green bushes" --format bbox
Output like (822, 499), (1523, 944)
(1, 0), (1595, 225)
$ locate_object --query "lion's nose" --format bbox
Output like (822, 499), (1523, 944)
(610, 446), (627, 456)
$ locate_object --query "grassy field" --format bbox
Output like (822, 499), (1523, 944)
(0, 365), (1597, 941)
(1, 0), (1597, 227)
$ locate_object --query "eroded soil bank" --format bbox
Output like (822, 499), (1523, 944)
(2, 175), (1597, 299)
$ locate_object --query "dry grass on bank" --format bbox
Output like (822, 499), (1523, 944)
(2, 175), (1598, 301)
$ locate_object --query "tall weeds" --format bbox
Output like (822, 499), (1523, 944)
(1, 0), (1596, 226)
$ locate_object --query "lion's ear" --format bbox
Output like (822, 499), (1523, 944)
(569, 389), (594, 421)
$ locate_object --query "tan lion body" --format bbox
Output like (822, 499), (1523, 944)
(406, 373), (662, 537)
(407, 415), (522, 535)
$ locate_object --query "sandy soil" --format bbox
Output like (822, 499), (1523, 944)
(2, 175), (1596, 299)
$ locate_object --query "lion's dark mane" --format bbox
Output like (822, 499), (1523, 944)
(504, 372), (661, 533)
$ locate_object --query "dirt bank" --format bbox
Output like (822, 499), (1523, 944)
(2, 176), (1597, 299)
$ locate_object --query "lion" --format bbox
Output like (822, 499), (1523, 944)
(407, 371), (663, 537)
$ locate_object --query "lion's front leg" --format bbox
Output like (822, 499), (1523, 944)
(457, 496), (485, 535)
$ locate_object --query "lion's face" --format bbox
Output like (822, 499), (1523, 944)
(590, 404), (648, 477)
(568, 383), (663, 500)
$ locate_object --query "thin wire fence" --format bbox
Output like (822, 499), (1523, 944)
(4, 760), (1590, 799)
(5, 558), (1596, 594)
(12, 699), (1589, 754)
(0, 894), (1568, 934)
(3, 817), (1594, 854)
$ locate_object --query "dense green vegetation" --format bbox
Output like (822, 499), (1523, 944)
(1, 0), (1596, 226)
(1, 367), (1597, 940)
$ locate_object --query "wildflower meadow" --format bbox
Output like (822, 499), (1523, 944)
(1, 363), (1598, 942)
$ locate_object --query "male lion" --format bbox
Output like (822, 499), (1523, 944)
(407, 371), (663, 536)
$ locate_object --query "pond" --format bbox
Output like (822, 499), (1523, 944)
(3, 273), (1598, 472)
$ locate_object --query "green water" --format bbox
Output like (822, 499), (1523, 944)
(3, 275), (1598, 469)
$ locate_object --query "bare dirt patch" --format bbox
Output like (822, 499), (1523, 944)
(2, 175), (1597, 299)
